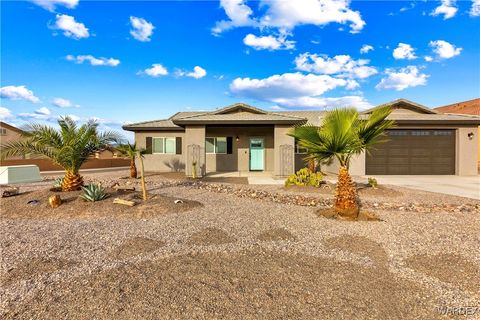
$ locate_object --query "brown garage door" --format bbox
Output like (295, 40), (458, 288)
(366, 129), (456, 175)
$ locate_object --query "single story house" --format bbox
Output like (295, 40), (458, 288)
(123, 99), (480, 177)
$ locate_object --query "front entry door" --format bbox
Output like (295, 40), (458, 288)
(249, 137), (264, 171)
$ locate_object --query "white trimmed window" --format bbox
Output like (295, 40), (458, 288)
(206, 137), (227, 154)
(152, 137), (176, 154)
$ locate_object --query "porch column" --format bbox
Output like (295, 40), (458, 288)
(456, 127), (478, 176)
(274, 124), (295, 177)
(184, 125), (206, 177)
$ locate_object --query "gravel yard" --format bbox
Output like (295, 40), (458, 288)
(1, 170), (479, 319)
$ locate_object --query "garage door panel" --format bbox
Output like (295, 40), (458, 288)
(366, 129), (455, 175)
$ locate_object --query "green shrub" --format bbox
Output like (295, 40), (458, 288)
(368, 177), (378, 188)
(285, 168), (323, 187)
(80, 183), (108, 202)
(53, 176), (64, 188)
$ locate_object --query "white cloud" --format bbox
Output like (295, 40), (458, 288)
(243, 33), (295, 50)
(31, 0), (78, 11)
(52, 97), (79, 108)
(360, 44), (374, 54)
(294, 53), (377, 79)
(471, 0), (480, 16)
(230, 72), (359, 108)
(393, 43), (417, 60)
(376, 66), (428, 91)
(213, 0), (365, 34)
(138, 64), (168, 77)
(53, 14), (89, 39)
(35, 107), (51, 115)
(66, 54), (120, 67)
(424, 56), (433, 62)
(212, 0), (257, 34)
(272, 95), (373, 110)
(259, 0), (365, 34)
(129, 16), (154, 42)
(0, 85), (40, 103)
(188, 66), (207, 79)
(176, 66), (207, 79)
(0, 107), (13, 120)
(429, 40), (462, 59)
(431, 0), (457, 19)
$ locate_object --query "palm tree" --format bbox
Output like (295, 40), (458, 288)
(289, 106), (394, 219)
(115, 143), (146, 178)
(0, 117), (122, 191)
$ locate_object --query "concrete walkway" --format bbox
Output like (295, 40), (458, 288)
(360, 175), (480, 200)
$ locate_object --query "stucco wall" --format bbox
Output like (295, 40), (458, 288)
(456, 127), (478, 175)
(184, 126), (206, 176)
(135, 131), (186, 172)
(205, 126), (274, 173)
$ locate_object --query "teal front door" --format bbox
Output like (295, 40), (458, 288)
(249, 138), (264, 171)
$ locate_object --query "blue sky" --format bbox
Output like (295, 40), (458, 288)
(1, 0), (479, 137)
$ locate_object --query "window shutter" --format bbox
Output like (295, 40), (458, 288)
(145, 137), (152, 154)
(176, 137), (182, 154)
(226, 137), (233, 154)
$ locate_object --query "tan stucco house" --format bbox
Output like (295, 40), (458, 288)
(0, 121), (25, 160)
(123, 99), (480, 177)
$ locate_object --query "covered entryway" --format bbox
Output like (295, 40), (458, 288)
(366, 129), (456, 175)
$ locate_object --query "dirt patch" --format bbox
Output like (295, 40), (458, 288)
(316, 208), (381, 221)
(4, 249), (443, 320)
(111, 237), (165, 260)
(0, 188), (202, 219)
(406, 253), (480, 294)
(257, 228), (296, 241)
(1, 257), (75, 286)
(187, 227), (236, 246)
(356, 184), (403, 198)
(324, 235), (388, 267)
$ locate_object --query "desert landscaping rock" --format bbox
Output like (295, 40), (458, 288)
(257, 228), (296, 241)
(1, 170), (479, 319)
(111, 237), (166, 260)
(187, 227), (237, 246)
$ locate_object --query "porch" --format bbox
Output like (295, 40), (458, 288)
(184, 124), (296, 178)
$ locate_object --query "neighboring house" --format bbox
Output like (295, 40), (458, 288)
(0, 121), (25, 159)
(434, 98), (480, 167)
(123, 99), (480, 177)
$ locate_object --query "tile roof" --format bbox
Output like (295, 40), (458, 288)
(434, 98), (480, 116)
(173, 111), (306, 124)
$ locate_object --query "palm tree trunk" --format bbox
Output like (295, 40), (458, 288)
(62, 170), (84, 191)
(335, 166), (359, 219)
(130, 158), (137, 178)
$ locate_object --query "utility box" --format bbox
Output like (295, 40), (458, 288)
(0, 165), (42, 184)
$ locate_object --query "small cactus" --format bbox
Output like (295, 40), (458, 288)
(53, 176), (64, 189)
(80, 183), (108, 202)
(285, 168), (323, 187)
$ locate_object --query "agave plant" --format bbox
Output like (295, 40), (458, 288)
(289, 106), (394, 219)
(0, 117), (122, 191)
(80, 183), (108, 202)
(53, 176), (64, 189)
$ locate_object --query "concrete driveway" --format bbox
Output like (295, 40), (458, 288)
(360, 175), (480, 200)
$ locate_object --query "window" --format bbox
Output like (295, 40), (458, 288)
(0, 128), (6, 135)
(295, 139), (308, 154)
(206, 137), (227, 154)
(152, 137), (176, 154)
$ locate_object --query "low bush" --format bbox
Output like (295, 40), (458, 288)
(80, 183), (108, 202)
(368, 177), (378, 188)
(285, 168), (323, 187)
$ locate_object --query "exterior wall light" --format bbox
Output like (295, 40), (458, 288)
(467, 132), (474, 140)
(235, 136), (240, 142)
